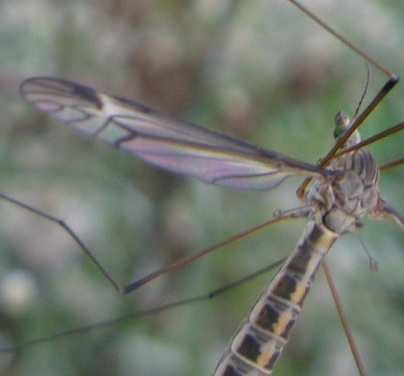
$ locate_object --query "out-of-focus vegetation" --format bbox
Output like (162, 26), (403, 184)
(0, 1), (403, 375)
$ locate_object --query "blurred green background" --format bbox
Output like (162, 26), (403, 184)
(0, 1), (403, 375)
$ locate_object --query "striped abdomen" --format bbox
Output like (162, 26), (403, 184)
(214, 222), (338, 376)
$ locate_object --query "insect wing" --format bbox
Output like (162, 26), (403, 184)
(21, 77), (324, 190)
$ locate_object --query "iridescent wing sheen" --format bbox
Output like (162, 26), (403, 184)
(21, 77), (327, 190)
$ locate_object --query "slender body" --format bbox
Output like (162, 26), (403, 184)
(214, 114), (381, 375)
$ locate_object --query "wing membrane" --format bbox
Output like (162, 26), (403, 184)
(21, 77), (326, 190)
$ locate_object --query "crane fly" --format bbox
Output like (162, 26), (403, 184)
(15, 65), (404, 374)
(1, 1), (404, 375)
